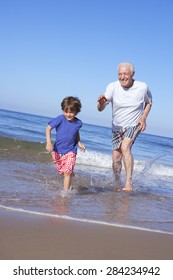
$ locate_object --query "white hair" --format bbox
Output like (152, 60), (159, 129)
(117, 62), (135, 74)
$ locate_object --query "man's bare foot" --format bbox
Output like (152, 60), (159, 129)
(122, 179), (133, 192)
(115, 186), (121, 192)
(115, 178), (122, 192)
(122, 187), (133, 192)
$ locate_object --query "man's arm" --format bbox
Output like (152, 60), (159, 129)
(138, 102), (152, 131)
(97, 95), (108, 111)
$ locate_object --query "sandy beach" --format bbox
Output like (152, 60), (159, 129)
(0, 208), (173, 260)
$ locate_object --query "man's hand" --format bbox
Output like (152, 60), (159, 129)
(138, 117), (146, 132)
(97, 95), (108, 111)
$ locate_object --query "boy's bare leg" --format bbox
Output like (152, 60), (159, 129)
(64, 172), (72, 191)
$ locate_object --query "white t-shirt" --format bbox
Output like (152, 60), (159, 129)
(104, 80), (152, 131)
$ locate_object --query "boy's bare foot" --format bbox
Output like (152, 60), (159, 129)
(61, 189), (70, 197)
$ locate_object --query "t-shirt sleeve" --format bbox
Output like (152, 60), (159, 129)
(77, 119), (83, 129)
(104, 83), (114, 102)
(48, 115), (62, 129)
(145, 87), (152, 104)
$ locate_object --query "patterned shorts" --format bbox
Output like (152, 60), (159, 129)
(112, 125), (141, 150)
(51, 151), (76, 175)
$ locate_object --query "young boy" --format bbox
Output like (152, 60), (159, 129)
(46, 96), (86, 196)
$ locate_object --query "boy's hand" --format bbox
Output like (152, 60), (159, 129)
(78, 142), (86, 153)
(46, 142), (53, 152)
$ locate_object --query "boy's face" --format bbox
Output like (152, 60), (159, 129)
(64, 108), (76, 121)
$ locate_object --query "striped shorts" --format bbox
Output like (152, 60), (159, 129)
(51, 151), (76, 175)
(112, 124), (141, 150)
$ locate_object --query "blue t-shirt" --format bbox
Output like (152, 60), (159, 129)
(48, 114), (82, 155)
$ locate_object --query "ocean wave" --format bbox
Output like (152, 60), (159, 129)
(77, 150), (112, 168)
(1, 135), (173, 178)
(77, 150), (173, 178)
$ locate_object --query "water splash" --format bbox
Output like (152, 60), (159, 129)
(140, 153), (167, 176)
(133, 153), (169, 188)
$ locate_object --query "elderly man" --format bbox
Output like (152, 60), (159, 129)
(97, 62), (152, 191)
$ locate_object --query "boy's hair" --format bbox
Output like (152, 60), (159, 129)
(61, 96), (82, 114)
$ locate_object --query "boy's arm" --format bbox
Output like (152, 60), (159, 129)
(77, 131), (86, 153)
(46, 125), (53, 152)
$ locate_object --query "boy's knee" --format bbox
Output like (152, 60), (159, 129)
(64, 171), (72, 177)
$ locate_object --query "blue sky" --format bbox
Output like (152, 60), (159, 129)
(0, 0), (173, 137)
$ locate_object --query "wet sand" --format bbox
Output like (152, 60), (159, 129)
(0, 209), (173, 260)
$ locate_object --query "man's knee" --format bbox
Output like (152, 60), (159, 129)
(121, 139), (132, 154)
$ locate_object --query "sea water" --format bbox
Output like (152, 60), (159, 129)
(0, 109), (173, 234)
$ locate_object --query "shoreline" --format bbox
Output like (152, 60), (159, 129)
(0, 204), (172, 236)
(1, 208), (173, 260)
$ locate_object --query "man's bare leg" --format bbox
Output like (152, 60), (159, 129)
(112, 149), (122, 190)
(121, 138), (134, 192)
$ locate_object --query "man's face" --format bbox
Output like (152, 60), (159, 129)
(118, 66), (134, 88)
